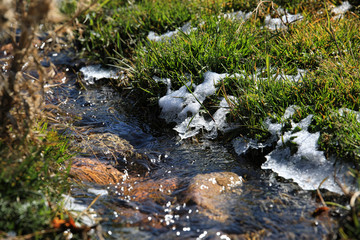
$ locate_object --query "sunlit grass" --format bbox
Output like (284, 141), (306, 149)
(78, 1), (360, 237)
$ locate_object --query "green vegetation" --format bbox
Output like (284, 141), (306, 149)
(76, 0), (360, 163)
(0, 0), (73, 238)
(0, 124), (71, 236)
(76, 0), (360, 237)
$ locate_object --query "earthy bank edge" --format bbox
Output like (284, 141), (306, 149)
(75, 0), (360, 238)
(0, 0), (97, 238)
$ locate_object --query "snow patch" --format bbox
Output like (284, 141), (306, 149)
(338, 108), (360, 122)
(159, 69), (305, 140)
(223, 10), (252, 21)
(88, 188), (108, 196)
(232, 137), (272, 156)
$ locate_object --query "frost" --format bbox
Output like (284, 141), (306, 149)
(159, 69), (305, 140)
(232, 137), (272, 156)
(62, 194), (97, 226)
(338, 108), (360, 122)
(80, 65), (120, 85)
(147, 22), (196, 42)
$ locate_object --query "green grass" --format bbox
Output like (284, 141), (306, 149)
(77, 0), (360, 166)
(0, 123), (72, 237)
(77, 0), (360, 237)
(132, 2), (360, 161)
(77, 0), (360, 165)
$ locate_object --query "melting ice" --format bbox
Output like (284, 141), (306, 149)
(253, 106), (356, 194)
(158, 69), (305, 140)
(332, 1), (352, 16)
(147, 22), (195, 42)
(80, 65), (120, 85)
(264, 8), (303, 30)
(158, 71), (241, 139)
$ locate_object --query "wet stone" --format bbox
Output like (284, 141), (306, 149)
(72, 132), (154, 175)
(115, 178), (179, 204)
(179, 172), (243, 221)
(70, 157), (125, 185)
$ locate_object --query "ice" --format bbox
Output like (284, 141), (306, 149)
(159, 82), (194, 123)
(332, 1), (352, 15)
(223, 10), (252, 21)
(62, 194), (97, 226)
(173, 97), (235, 139)
(159, 71), (240, 139)
(265, 12), (303, 30)
(80, 65), (120, 85)
(147, 22), (196, 42)
(88, 188), (108, 196)
(338, 108), (360, 122)
(159, 69), (305, 140)
(159, 72), (229, 123)
(261, 107), (356, 194)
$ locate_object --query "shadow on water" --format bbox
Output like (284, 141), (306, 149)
(48, 66), (337, 239)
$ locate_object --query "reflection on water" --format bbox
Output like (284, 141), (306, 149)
(49, 72), (336, 239)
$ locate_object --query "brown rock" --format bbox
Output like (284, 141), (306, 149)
(72, 132), (153, 175)
(76, 132), (135, 159)
(120, 178), (178, 203)
(180, 172), (243, 221)
(70, 157), (125, 185)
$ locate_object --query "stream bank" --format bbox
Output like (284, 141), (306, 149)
(47, 61), (344, 239)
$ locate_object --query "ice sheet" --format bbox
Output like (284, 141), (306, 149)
(223, 10), (252, 21)
(80, 65), (120, 85)
(261, 106), (356, 194)
(159, 72), (241, 139)
(332, 1), (352, 15)
(264, 12), (303, 30)
(62, 194), (97, 226)
(147, 22), (195, 42)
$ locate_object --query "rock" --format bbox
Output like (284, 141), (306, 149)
(75, 132), (135, 160)
(179, 172), (243, 221)
(70, 157), (125, 185)
(118, 178), (178, 203)
(72, 132), (154, 175)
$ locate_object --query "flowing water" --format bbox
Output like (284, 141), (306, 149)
(48, 62), (339, 239)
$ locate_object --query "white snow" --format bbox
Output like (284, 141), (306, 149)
(338, 108), (360, 122)
(158, 69), (305, 140)
(232, 137), (272, 156)
(80, 65), (120, 85)
(223, 10), (252, 21)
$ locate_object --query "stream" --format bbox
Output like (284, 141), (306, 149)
(47, 59), (339, 239)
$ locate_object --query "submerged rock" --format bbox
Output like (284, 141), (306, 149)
(73, 132), (155, 175)
(179, 172), (243, 221)
(70, 157), (125, 185)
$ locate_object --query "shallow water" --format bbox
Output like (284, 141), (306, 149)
(49, 67), (338, 239)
